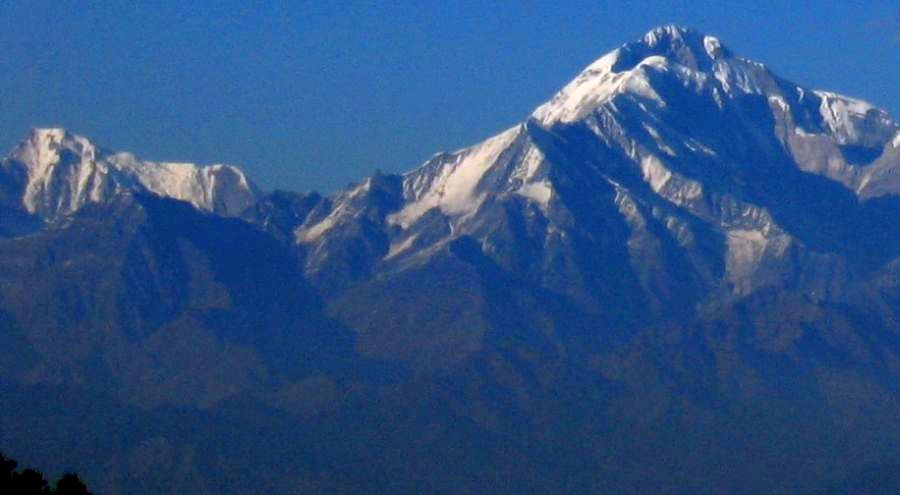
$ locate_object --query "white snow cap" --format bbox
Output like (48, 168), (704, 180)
(533, 25), (733, 124)
(814, 91), (897, 146)
(5, 127), (259, 218)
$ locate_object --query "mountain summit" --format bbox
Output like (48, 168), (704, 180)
(1, 128), (259, 220)
(3, 26), (900, 494)
(291, 25), (900, 308)
(534, 24), (735, 123)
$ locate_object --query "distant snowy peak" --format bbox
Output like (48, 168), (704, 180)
(531, 24), (896, 141)
(375, 25), (900, 237)
(4, 128), (115, 217)
(291, 24), (900, 297)
(110, 153), (258, 216)
(530, 26), (899, 183)
(533, 25), (742, 124)
(633, 25), (731, 70)
(2, 128), (259, 219)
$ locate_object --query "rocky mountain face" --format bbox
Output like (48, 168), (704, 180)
(3, 26), (900, 494)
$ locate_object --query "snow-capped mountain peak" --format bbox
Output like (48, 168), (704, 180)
(291, 25), (900, 301)
(1, 128), (259, 219)
(7, 27), (900, 304)
(14, 128), (100, 181)
(639, 24), (730, 67)
(532, 25), (740, 124)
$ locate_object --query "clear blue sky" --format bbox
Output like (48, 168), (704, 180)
(2, 1), (898, 193)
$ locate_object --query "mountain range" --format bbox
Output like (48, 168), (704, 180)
(3, 25), (900, 493)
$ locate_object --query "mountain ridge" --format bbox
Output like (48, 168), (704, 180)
(285, 25), (900, 308)
(6, 25), (900, 309)
(1, 127), (259, 221)
(3, 25), (900, 494)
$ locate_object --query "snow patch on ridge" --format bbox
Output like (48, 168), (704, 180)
(532, 53), (668, 124)
(703, 35), (724, 59)
(725, 229), (769, 286)
(389, 125), (522, 228)
(724, 226), (793, 295)
(385, 234), (419, 260)
(531, 51), (625, 124)
(640, 154), (673, 193)
(295, 180), (376, 243)
(643, 124), (677, 156)
(440, 128), (518, 215)
(516, 180), (552, 207)
(814, 91), (896, 145)
(296, 216), (335, 243)
(712, 61), (767, 95)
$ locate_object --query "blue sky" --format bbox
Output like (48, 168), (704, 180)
(1, 0), (898, 193)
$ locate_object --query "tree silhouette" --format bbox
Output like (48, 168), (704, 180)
(13, 468), (50, 494)
(0, 451), (91, 494)
(55, 473), (91, 495)
(1, 451), (17, 491)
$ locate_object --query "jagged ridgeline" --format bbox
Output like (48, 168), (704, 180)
(2, 25), (900, 494)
